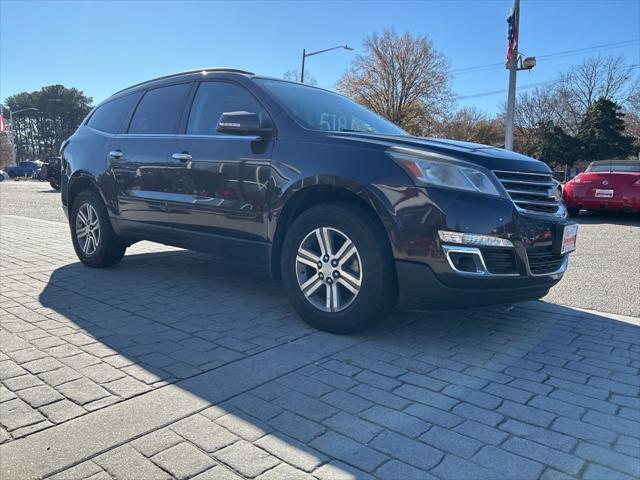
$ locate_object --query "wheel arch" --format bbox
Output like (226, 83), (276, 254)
(66, 172), (108, 213)
(269, 180), (396, 280)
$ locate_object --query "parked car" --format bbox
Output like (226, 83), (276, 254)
(60, 68), (577, 333)
(562, 160), (640, 216)
(41, 156), (62, 190)
(0, 170), (9, 182)
(5, 161), (42, 178)
(34, 167), (47, 181)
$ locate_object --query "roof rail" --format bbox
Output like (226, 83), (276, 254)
(111, 68), (255, 96)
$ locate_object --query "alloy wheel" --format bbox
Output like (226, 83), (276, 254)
(295, 227), (363, 312)
(75, 203), (101, 255)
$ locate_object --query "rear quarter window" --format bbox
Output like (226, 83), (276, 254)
(128, 83), (191, 134)
(87, 93), (141, 134)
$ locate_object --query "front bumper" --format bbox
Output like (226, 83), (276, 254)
(397, 260), (562, 310)
(383, 186), (572, 309)
(564, 196), (640, 212)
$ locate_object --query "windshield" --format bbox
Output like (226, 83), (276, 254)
(586, 162), (640, 172)
(255, 79), (407, 135)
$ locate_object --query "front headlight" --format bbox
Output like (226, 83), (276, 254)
(387, 146), (502, 197)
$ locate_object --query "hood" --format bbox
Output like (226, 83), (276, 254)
(326, 132), (551, 174)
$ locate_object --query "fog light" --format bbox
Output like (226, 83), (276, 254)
(438, 230), (513, 248)
(449, 253), (480, 273)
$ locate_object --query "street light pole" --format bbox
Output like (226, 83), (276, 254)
(301, 48), (306, 84)
(300, 45), (353, 83)
(504, 0), (520, 151)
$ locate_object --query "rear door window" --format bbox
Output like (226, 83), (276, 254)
(128, 83), (191, 135)
(87, 93), (141, 134)
(186, 81), (270, 135)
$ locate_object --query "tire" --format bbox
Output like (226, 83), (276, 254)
(567, 207), (580, 218)
(50, 180), (61, 190)
(70, 190), (126, 268)
(281, 203), (396, 333)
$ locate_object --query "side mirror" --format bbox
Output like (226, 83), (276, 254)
(216, 111), (275, 137)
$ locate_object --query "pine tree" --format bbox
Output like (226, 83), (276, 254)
(578, 98), (637, 161)
(532, 121), (581, 168)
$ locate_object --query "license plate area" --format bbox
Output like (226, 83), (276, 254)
(595, 189), (614, 198)
(560, 223), (578, 255)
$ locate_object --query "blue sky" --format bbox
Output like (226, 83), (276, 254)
(1, 0), (639, 114)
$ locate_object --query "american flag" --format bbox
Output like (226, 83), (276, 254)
(507, 7), (519, 62)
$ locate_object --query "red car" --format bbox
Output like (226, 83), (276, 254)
(562, 160), (640, 217)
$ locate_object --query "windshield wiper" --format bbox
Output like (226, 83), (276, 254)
(337, 128), (374, 133)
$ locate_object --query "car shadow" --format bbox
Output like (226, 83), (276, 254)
(35, 249), (639, 478)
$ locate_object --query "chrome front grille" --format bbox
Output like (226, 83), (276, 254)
(493, 170), (561, 214)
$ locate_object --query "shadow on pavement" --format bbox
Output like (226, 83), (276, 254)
(33, 249), (640, 479)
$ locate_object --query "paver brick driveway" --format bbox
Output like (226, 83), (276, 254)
(1, 195), (639, 479)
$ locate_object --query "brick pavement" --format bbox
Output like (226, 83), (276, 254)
(1, 214), (638, 479)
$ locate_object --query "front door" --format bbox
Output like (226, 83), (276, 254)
(166, 81), (276, 254)
(109, 82), (192, 236)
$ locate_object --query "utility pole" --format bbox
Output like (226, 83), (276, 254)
(504, 0), (520, 150)
(301, 49), (306, 83)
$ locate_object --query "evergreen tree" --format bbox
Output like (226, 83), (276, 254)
(578, 98), (637, 161)
(532, 121), (581, 168)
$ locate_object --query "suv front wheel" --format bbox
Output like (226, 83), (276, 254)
(70, 190), (126, 267)
(281, 203), (396, 333)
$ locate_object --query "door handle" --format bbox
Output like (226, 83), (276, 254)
(172, 152), (192, 162)
(108, 150), (123, 159)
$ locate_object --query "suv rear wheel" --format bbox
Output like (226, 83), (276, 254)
(281, 203), (395, 333)
(70, 190), (126, 267)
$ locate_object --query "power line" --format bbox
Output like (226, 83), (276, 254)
(452, 39), (640, 75)
(459, 80), (558, 99)
(458, 64), (640, 100)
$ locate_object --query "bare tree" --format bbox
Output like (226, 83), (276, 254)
(558, 55), (639, 132)
(499, 54), (639, 156)
(560, 55), (637, 109)
(283, 69), (318, 86)
(623, 90), (640, 149)
(337, 29), (453, 136)
(508, 86), (568, 153)
(434, 106), (503, 146)
(513, 86), (562, 130)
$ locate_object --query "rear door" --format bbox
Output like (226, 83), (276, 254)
(108, 82), (192, 235)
